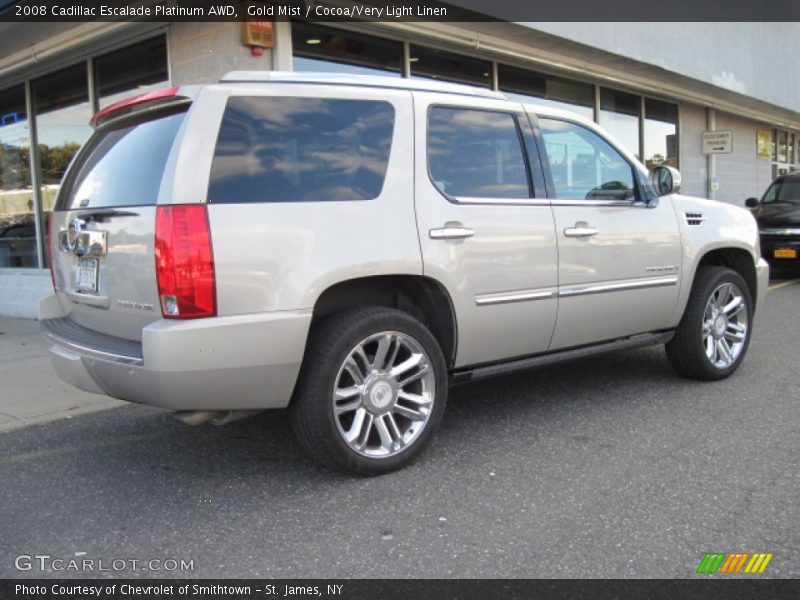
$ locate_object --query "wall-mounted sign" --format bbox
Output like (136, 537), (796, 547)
(702, 130), (733, 154)
(756, 130), (771, 160)
(242, 18), (274, 48)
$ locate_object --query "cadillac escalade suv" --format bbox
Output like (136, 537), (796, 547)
(40, 72), (769, 474)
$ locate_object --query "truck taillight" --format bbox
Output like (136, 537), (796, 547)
(155, 205), (216, 319)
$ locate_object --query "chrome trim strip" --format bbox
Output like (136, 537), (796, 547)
(449, 198), (642, 208)
(551, 199), (637, 207)
(760, 228), (800, 236)
(42, 328), (144, 366)
(558, 275), (678, 298)
(454, 196), (551, 206)
(475, 288), (556, 306)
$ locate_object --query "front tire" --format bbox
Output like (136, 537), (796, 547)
(290, 307), (447, 475)
(666, 266), (753, 380)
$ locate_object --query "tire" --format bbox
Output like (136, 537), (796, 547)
(289, 306), (448, 475)
(666, 266), (753, 381)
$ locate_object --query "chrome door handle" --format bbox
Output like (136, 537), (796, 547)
(429, 224), (475, 240)
(564, 222), (599, 238)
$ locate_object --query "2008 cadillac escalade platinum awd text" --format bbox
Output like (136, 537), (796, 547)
(40, 72), (769, 474)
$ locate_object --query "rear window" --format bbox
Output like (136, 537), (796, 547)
(207, 97), (395, 203)
(58, 111), (186, 210)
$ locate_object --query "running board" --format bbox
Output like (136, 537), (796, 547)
(450, 331), (674, 384)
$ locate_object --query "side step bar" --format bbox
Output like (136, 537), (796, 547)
(450, 331), (674, 384)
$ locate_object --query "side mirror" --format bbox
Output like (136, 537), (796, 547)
(745, 197), (759, 208)
(648, 165), (682, 196)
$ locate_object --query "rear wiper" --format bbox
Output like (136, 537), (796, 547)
(73, 208), (140, 222)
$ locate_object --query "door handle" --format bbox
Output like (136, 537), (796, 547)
(429, 223), (475, 240)
(564, 222), (599, 238)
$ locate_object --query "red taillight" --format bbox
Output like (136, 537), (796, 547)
(90, 86), (180, 126)
(155, 205), (216, 319)
(46, 212), (57, 291)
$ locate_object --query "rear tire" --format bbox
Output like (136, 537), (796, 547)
(290, 306), (447, 475)
(666, 266), (753, 380)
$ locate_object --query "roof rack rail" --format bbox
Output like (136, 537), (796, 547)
(218, 71), (506, 100)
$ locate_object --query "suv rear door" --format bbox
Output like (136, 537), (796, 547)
(48, 95), (191, 342)
(414, 92), (558, 368)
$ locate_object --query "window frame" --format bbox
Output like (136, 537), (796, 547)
(533, 115), (648, 206)
(425, 103), (542, 205)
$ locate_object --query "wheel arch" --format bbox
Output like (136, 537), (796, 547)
(695, 247), (758, 310)
(310, 275), (458, 368)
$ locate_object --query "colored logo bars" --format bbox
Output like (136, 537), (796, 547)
(696, 552), (773, 574)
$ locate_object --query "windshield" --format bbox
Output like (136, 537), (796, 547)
(762, 177), (800, 204)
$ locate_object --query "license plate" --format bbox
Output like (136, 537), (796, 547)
(774, 248), (797, 259)
(75, 257), (99, 293)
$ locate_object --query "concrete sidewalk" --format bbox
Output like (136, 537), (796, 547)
(0, 317), (123, 433)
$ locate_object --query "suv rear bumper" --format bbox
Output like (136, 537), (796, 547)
(40, 294), (311, 410)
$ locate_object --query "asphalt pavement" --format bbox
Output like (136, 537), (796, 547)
(0, 280), (798, 579)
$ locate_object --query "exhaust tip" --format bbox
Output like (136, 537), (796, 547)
(172, 409), (264, 426)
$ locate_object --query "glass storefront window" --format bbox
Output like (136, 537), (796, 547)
(599, 88), (640, 159)
(770, 128), (797, 179)
(0, 37), (170, 270)
(0, 85), (35, 268)
(95, 35), (168, 108)
(32, 63), (93, 267)
(409, 45), (491, 88)
(777, 130), (788, 163)
(292, 23), (403, 77)
(498, 64), (594, 121)
(644, 98), (678, 169)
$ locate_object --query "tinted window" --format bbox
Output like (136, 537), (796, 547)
(427, 107), (530, 199)
(292, 22), (403, 77)
(539, 118), (636, 201)
(59, 111), (185, 210)
(208, 97), (395, 203)
(498, 64), (595, 121)
(95, 36), (169, 109)
(410, 46), (491, 88)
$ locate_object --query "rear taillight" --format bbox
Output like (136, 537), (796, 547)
(46, 212), (57, 291)
(155, 205), (216, 319)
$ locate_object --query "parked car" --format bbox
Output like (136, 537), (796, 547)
(40, 72), (768, 474)
(746, 172), (800, 271)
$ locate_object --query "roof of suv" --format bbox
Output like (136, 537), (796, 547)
(219, 71), (507, 100)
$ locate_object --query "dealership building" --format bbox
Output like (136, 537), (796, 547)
(0, 12), (798, 317)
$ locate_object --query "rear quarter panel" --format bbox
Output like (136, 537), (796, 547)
(186, 84), (421, 315)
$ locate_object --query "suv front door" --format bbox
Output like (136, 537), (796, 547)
(535, 116), (682, 350)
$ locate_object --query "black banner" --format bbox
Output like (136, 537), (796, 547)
(4, 579), (800, 600)
(2, 0), (800, 22)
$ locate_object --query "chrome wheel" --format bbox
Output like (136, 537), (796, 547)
(702, 281), (749, 369)
(332, 331), (436, 458)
